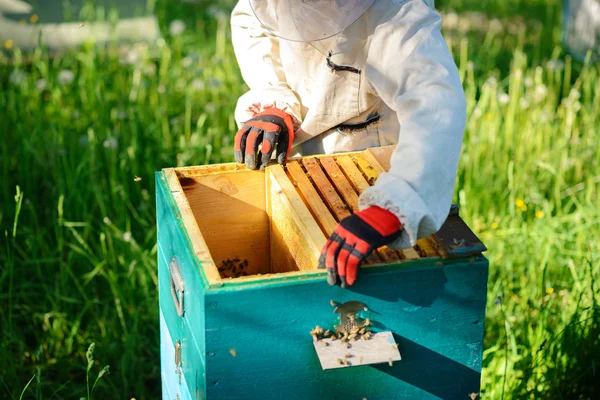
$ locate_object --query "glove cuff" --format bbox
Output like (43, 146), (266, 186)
(355, 206), (403, 237)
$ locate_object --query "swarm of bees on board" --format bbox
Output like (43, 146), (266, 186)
(309, 300), (374, 344)
(218, 257), (249, 278)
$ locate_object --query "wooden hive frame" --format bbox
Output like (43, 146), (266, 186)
(160, 146), (486, 289)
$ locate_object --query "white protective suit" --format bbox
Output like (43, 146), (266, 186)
(230, 0), (466, 250)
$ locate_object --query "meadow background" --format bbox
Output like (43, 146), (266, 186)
(1, 0), (599, 398)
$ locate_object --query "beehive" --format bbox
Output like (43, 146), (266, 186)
(156, 146), (488, 400)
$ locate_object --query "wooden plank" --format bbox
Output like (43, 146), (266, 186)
(336, 156), (371, 193)
(401, 247), (421, 260)
(416, 237), (440, 258)
(302, 157), (351, 221)
(181, 170), (271, 277)
(431, 216), (487, 259)
(353, 154), (380, 186)
(267, 166), (326, 272)
(286, 161), (338, 236)
(313, 331), (401, 370)
(364, 145), (395, 172)
(319, 157), (359, 212)
(163, 168), (222, 284)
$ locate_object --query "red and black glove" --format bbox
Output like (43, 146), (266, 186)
(234, 108), (295, 170)
(318, 206), (403, 288)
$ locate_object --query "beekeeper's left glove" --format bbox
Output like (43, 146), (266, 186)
(318, 206), (403, 288)
(234, 108), (295, 170)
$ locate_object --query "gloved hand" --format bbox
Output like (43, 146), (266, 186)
(234, 108), (295, 170)
(318, 206), (403, 288)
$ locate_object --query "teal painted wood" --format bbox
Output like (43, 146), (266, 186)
(203, 259), (488, 400)
(157, 172), (208, 399)
(156, 170), (489, 400)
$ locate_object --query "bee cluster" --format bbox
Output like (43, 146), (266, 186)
(218, 257), (249, 278)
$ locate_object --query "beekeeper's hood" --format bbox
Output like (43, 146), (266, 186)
(248, 0), (377, 42)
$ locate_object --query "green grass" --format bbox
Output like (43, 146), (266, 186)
(1, 0), (599, 398)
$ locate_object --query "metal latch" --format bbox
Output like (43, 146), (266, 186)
(170, 257), (185, 317)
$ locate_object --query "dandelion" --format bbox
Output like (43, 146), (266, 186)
(123, 232), (132, 242)
(191, 78), (205, 92)
(207, 77), (223, 89)
(144, 63), (157, 75)
(9, 70), (26, 85)
(29, 14), (39, 24)
(169, 20), (186, 36)
(546, 60), (565, 71)
(4, 39), (14, 49)
(533, 84), (548, 103)
(491, 222), (499, 230)
(545, 287), (554, 295)
(515, 199), (527, 211)
(103, 138), (118, 149)
(58, 69), (75, 85)
(484, 113), (493, 121)
(489, 18), (504, 34)
(535, 210), (544, 219)
(35, 79), (47, 92)
(497, 92), (510, 105)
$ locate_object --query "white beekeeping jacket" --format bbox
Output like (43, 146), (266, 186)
(230, 0), (466, 250)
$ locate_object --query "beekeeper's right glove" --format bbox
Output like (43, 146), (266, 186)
(234, 108), (295, 170)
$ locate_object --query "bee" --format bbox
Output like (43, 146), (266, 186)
(364, 318), (371, 326)
(345, 342), (352, 349)
(311, 333), (319, 342)
(330, 300), (337, 307)
(321, 341), (329, 347)
(134, 176), (142, 182)
(359, 328), (366, 335)
(324, 330), (331, 337)
(344, 354), (353, 359)
(391, 344), (398, 350)
(337, 359), (345, 365)
(388, 358), (393, 367)
(229, 348), (237, 357)
(348, 334), (357, 341)
(78, 23), (85, 28)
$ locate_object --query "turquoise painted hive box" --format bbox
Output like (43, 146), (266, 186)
(156, 146), (488, 400)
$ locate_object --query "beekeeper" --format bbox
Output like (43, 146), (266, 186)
(231, 0), (466, 288)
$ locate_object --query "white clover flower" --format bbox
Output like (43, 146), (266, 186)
(183, 56), (193, 68)
(125, 49), (139, 65)
(157, 85), (166, 94)
(472, 107), (483, 119)
(497, 92), (510, 105)
(103, 217), (111, 224)
(573, 101), (582, 112)
(191, 78), (205, 91)
(123, 232), (132, 242)
(103, 138), (118, 149)
(58, 70), (75, 85)
(519, 98), (530, 109)
(169, 20), (186, 36)
(524, 77), (534, 87)
(10, 70), (26, 85)
(35, 79), (47, 91)
(467, 61), (475, 71)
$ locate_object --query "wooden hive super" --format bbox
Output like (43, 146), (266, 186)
(156, 146), (488, 400)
